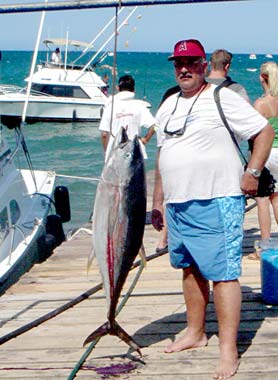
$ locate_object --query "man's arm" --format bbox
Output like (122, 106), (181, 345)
(241, 123), (275, 195)
(100, 131), (110, 153)
(141, 125), (156, 145)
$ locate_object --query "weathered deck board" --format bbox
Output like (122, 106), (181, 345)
(0, 171), (278, 379)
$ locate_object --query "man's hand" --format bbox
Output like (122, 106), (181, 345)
(151, 209), (164, 231)
(241, 171), (259, 196)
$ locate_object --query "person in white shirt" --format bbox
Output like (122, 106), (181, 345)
(152, 38), (274, 379)
(51, 47), (62, 65)
(99, 75), (156, 161)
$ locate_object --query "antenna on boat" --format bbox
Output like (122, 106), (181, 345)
(77, 6), (138, 79)
(72, 6), (126, 65)
(64, 29), (69, 70)
(22, 4), (46, 125)
(20, 0), (49, 191)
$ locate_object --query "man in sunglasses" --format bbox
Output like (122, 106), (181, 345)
(160, 48), (249, 104)
(152, 39), (274, 379)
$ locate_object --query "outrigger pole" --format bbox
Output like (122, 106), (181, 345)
(0, 0), (252, 15)
(79, 6), (138, 75)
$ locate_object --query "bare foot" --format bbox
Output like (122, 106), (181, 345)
(164, 331), (208, 353)
(213, 353), (239, 379)
(248, 250), (260, 260)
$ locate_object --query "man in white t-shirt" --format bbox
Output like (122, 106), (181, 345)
(151, 39), (274, 379)
(99, 75), (156, 161)
(51, 47), (62, 65)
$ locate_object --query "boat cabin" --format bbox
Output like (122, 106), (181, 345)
(31, 83), (91, 99)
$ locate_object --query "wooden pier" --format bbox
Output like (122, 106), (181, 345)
(0, 171), (278, 380)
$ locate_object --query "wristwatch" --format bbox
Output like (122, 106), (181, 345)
(246, 168), (261, 178)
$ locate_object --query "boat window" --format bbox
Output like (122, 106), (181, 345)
(0, 207), (8, 242)
(9, 200), (20, 225)
(72, 87), (90, 99)
(31, 84), (90, 99)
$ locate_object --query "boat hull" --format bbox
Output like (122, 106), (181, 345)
(0, 168), (56, 295)
(0, 223), (48, 294)
(0, 96), (104, 126)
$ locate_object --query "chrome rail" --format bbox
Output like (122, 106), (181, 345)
(0, 84), (55, 97)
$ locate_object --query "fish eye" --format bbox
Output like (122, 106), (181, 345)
(125, 152), (131, 159)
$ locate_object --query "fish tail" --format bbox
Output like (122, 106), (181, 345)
(83, 321), (110, 347)
(83, 320), (142, 356)
(112, 320), (142, 356)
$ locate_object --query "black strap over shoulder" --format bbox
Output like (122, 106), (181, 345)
(217, 77), (236, 89)
(213, 82), (248, 165)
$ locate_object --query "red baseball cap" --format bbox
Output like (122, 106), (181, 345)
(168, 39), (206, 61)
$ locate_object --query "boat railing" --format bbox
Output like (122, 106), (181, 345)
(41, 60), (93, 71)
(0, 136), (21, 171)
(0, 84), (25, 95)
(7, 225), (28, 265)
(0, 84), (55, 98)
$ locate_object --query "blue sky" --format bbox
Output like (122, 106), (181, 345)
(0, 0), (276, 54)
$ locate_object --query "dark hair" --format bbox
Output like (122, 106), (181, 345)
(118, 75), (135, 92)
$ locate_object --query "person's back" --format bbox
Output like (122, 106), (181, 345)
(254, 62), (278, 118)
(99, 75), (156, 160)
(104, 97), (152, 139)
(207, 49), (249, 101)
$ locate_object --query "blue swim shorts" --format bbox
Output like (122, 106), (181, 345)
(166, 196), (245, 281)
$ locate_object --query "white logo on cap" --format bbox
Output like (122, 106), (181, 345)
(178, 41), (188, 52)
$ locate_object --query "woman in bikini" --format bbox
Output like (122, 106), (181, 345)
(249, 61), (278, 259)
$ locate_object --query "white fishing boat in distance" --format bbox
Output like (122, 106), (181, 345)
(0, 38), (109, 127)
(249, 53), (257, 59)
(0, 125), (71, 294)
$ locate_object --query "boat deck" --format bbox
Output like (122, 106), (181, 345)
(0, 172), (278, 380)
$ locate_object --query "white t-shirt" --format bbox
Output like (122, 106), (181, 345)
(99, 91), (156, 160)
(51, 52), (62, 64)
(155, 84), (268, 204)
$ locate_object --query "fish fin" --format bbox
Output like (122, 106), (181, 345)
(83, 320), (142, 356)
(112, 320), (142, 356)
(87, 247), (96, 274)
(138, 244), (147, 267)
(83, 321), (109, 346)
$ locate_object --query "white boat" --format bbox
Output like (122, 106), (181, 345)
(0, 125), (70, 294)
(0, 38), (109, 127)
(249, 53), (257, 59)
(265, 53), (274, 59)
(0, 5), (143, 127)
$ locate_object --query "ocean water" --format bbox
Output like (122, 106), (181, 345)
(0, 51), (275, 232)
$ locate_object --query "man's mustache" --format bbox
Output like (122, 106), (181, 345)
(179, 72), (192, 79)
